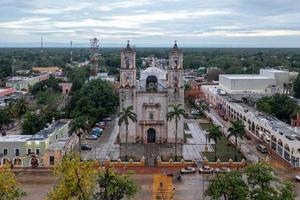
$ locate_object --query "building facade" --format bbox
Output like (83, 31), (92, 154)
(202, 85), (300, 168)
(0, 119), (76, 168)
(6, 74), (49, 91)
(119, 42), (184, 161)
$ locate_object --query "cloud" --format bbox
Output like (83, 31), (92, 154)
(0, 0), (299, 46)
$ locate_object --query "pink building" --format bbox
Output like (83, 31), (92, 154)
(0, 87), (15, 97)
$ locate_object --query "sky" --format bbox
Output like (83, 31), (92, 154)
(0, 0), (300, 47)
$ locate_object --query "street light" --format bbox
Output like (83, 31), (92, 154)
(205, 131), (208, 152)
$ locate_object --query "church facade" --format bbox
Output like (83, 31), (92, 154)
(119, 42), (184, 161)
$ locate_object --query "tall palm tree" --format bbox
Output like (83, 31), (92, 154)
(207, 124), (222, 161)
(17, 97), (29, 115)
(167, 104), (187, 161)
(118, 106), (137, 161)
(227, 120), (246, 161)
(69, 116), (89, 153)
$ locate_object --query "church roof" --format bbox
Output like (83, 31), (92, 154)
(140, 66), (167, 80)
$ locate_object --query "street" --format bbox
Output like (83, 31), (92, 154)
(81, 118), (120, 162)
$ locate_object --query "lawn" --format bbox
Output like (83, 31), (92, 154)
(199, 122), (212, 130)
(202, 135), (245, 162)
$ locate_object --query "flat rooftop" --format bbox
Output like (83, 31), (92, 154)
(219, 74), (272, 80)
(0, 120), (69, 142)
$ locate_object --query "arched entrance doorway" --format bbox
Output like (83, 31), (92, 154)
(147, 128), (156, 143)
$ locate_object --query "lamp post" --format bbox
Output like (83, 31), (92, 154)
(205, 131), (208, 152)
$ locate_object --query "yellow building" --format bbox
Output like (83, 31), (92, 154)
(32, 66), (62, 74)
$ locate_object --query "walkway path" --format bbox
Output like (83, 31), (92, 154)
(183, 120), (214, 162)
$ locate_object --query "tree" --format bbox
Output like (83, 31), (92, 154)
(205, 172), (249, 200)
(31, 75), (62, 95)
(0, 164), (25, 200)
(227, 120), (245, 161)
(16, 97), (28, 115)
(118, 106), (137, 161)
(278, 181), (296, 200)
(293, 73), (300, 98)
(0, 109), (10, 128)
(68, 79), (118, 123)
(6, 101), (18, 118)
(256, 94), (299, 123)
(207, 124), (223, 161)
(245, 162), (296, 200)
(94, 168), (140, 200)
(69, 116), (89, 152)
(167, 104), (187, 161)
(47, 152), (97, 200)
(22, 111), (42, 135)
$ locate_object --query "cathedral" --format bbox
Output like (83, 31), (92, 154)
(119, 42), (184, 162)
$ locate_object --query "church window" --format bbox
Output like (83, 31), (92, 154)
(173, 77), (179, 87)
(126, 59), (130, 68)
(149, 112), (154, 120)
(146, 76), (158, 92)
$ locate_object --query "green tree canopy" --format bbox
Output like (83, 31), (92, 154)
(31, 75), (62, 95)
(47, 152), (98, 200)
(293, 73), (300, 98)
(256, 94), (299, 123)
(205, 172), (249, 200)
(94, 169), (140, 200)
(0, 164), (25, 200)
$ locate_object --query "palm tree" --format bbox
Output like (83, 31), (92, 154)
(167, 104), (187, 161)
(17, 97), (28, 115)
(207, 124), (222, 161)
(69, 116), (89, 153)
(227, 120), (246, 161)
(6, 101), (18, 118)
(118, 106), (137, 161)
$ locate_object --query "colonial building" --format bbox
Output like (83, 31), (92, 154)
(119, 42), (184, 162)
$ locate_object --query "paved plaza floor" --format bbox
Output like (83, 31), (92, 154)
(183, 121), (214, 162)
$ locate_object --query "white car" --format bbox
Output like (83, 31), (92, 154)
(214, 167), (231, 173)
(295, 175), (300, 182)
(180, 167), (196, 174)
(199, 166), (214, 173)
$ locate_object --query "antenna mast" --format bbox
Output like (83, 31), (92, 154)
(89, 38), (100, 79)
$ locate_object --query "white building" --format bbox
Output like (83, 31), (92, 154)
(202, 85), (300, 168)
(219, 69), (289, 94)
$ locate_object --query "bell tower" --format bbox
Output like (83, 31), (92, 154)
(167, 41), (184, 145)
(168, 41), (184, 89)
(120, 41), (136, 88)
(119, 41), (137, 144)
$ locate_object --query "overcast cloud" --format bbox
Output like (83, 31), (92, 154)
(0, 0), (300, 47)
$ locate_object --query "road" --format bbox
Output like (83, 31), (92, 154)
(81, 118), (119, 162)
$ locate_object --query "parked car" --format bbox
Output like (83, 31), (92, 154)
(199, 166), (214, 173)
(97, 121), (106, 126)
(256, 144), (268, 154)
(85, 135), (98, 140)
(90, 131), (102, 137)
(180, 167), (196, 174)
(81, 144), (92, 150)
(191, 109), (200, 115)
(103, 117), (112, 121)
(92, 127), (103, 133)
(295, 175), (300, 182)
(214, 167), (231, 173)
